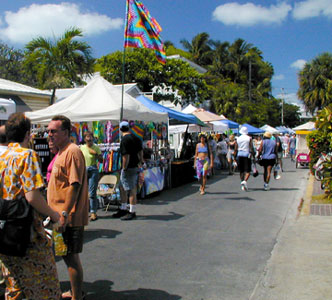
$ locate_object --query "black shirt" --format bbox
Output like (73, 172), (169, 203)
(120, 133), (143, 168)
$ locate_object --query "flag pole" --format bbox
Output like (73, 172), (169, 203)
(120, 47), (126, 122)
(121, 0), (129, 122)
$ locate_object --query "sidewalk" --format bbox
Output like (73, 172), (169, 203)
(250, 174), (332, 300)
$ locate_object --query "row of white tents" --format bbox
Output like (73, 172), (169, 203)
(15, 75), (314, 135)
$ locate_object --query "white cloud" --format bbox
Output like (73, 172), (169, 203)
(276, 92), (301, 105)
(0, 3), (123, 44)
(274, 74), (285, 80)
(293, 0), (332, 20)
(291, 59), (307, 69)
(212, 2), (291, 26)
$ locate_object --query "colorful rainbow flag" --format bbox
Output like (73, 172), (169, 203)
(124, 0), (166, 64)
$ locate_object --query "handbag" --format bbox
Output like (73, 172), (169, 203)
(0, 194), (33, 257)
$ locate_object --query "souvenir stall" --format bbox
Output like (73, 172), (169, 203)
(137, 95), (205, 189)
(26, 77), (168, 197)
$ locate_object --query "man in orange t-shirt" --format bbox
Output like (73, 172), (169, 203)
(47, 115), (88, 300)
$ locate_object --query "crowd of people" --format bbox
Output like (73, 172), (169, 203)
(0, 112), (145, 300)
(0, 113), (296, 299)
(193, 128), (297, 193)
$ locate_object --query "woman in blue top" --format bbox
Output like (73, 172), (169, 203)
(194, 133), (213, 195)
(257, 131), (277, 191)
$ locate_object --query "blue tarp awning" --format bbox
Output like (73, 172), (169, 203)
(241, 123), (265, 134)
(136, 95), (204, 125)
(220, 119), (239, 129)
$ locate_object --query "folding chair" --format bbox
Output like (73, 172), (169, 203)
(97, 174), (118, 212)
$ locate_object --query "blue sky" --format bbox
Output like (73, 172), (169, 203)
(1, 0), (332, 106)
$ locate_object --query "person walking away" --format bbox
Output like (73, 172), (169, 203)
(257, 131), (277, 191)
(47, 115), (89, 300)
(227, 135), (237, 175)
(208, 135), (217, 175)
(273, 133), (283, 177)
(80, 131), (102, 221)
(112, 121), (143, 220)
(194, 133), (213, 195)
(234, 126), (253, 191)
(288, 133), (296, 162)
(217, 135), (228, 170)
(282, 133), (290, 158)
(0, 112), (61, 300)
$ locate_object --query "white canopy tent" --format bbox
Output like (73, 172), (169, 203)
(293, 121), (315, 131)
(260, 124), (279, 134)
(0, 98), (16, 120)
(25, 77), (168, 124)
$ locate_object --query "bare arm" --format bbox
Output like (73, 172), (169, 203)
(57, 182), (81, 231)
(122, 153), (130, 170)
(25, 189), (60, 223)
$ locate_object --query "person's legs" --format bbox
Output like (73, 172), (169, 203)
(201, 175), (207, 194)
(266, 165), (272, 183)
(63, 254), (84, 300)
(89, 167), (99, 220)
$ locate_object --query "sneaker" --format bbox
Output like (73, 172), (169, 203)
(264, 183), (270, 191)
(241, 181), (248, 191)
(121, 212), (137, 221)
(275, 174), (281, 180)
(90, 213), (98, 221)
(111, 209), (128, 218)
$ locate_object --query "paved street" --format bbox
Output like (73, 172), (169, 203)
(56, 158), (309, 300)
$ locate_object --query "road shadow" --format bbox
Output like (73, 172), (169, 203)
(223, 196), (256, 201)
(249, 187), (299, 191)
(83, 229), (122, 243)
(60, 280), (182, 300)
(138, 211), (185, 221)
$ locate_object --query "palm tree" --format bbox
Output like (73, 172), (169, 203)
(298, 52), (332, 114)
(180, 32), (213, 66)
(24, 27), (94, 104)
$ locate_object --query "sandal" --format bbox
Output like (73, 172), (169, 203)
(62, 290), (86, 300)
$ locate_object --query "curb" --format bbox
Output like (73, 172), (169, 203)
(300, 173), (314, 216)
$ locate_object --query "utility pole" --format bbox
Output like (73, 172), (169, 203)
(248, 59), (252, 102)
(281, 88), (284, 125)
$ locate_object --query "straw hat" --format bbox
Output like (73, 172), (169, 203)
(263, 131), (272, 138)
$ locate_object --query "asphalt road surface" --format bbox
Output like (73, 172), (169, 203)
(56, 158), (309, 300)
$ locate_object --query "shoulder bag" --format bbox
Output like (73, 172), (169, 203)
(0, 188), (33, 257)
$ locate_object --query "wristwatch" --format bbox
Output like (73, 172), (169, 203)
(62, 211), (68, 218)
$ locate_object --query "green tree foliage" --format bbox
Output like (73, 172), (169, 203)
(0, 42), (37, 86)
(24, 27), (94, 104)
(307, 104), (332, 197)
(298, 52), (332, 115)
(97, 48), (209, 105)
(180, 32), (213, 66)
(282, 102), (301, 128)
(204, 37), (281, 126)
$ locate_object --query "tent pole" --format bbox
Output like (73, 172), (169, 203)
(120, 47), (126, 122)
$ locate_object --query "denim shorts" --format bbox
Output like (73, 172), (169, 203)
(120, 168), (139, 191)
(62, 226), (84, 255)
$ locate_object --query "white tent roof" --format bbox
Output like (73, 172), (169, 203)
(293, 121), (315, 131)
(260, 124), (279, 134)
(181, 104), (198, 114)
(25, 77), (168, 124)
